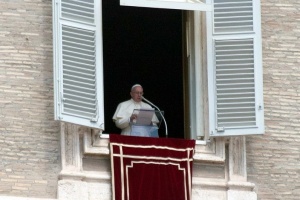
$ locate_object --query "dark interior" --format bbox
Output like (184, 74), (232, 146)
(102, 1), (184, 138)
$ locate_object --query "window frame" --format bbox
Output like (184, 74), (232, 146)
(120, 0), (212, 11)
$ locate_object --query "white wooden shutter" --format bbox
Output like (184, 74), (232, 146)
(120, 0), (212, 11)
(53, 0), (104, 130)
(207, 0), (264, 136)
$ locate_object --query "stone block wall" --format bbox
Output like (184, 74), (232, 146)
(0, 1), (60, 198)
(247, 1), (300, 200)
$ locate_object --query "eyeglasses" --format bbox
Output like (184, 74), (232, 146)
(132, 92), (144, 95)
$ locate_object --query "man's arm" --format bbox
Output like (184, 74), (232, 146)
(114, 117), (130, 129)
(113, 101), (134, 130)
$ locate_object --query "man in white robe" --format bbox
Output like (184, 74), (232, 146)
(112, 84), (153, 135)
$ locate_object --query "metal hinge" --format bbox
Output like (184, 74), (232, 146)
(216, 127), (225, 132)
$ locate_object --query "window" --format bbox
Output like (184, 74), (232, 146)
(53, 0), (264, 138)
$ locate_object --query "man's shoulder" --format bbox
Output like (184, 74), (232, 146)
(118, 99), (132, 106)
(117, 99), (150, 108)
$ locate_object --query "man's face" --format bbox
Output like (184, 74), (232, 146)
(130, 86), (143, 102)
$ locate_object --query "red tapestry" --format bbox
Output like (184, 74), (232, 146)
(109, 134), (196, 200)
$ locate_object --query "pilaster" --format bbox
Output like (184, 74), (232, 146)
(227, 136), (256, 200)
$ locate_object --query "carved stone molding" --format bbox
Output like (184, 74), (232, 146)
(83, 131), (110, 156)
(229, 136), (247, 182)
(83, 132), (226, 163)
(60, 122), (83, 171)
(58, 124), (257, 200)
(193, 137), (226, 163)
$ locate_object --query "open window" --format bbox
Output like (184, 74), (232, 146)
(53, 0), (264, 138)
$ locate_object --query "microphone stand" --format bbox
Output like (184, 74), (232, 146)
(142, 96), (168, 137)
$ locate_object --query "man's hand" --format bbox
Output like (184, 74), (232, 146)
(130, 114), (137, 122)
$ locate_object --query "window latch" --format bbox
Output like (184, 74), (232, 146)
(216, 127), (225, 132)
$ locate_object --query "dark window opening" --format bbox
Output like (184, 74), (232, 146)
(102, 1), (184, 138)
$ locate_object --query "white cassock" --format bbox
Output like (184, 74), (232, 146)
(112, 99), (152, 135)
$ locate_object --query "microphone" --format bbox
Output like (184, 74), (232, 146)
(142, 96), (168, 137)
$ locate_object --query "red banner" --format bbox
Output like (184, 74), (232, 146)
(110, 134), (195, 200)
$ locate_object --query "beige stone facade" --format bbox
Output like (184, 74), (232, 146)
(247, 1), (300, 199)
(0, 1), (60, 198)
(0, 0), (299, 200)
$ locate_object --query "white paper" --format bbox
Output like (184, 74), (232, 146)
(135, 109), (155, 126)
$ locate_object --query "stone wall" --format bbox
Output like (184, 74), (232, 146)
(247, 1), (300, 200)
(0, 0), (60, 198)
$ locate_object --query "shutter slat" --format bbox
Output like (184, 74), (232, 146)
(64, 64), (95, 73)
(64, 74), (95, 85)
(64, 108), (95, 117)
(64, 100), (96, 110)
(217, 107), (255, 111)
(64, 93), (95, 103)
(64, 83), (96, 94)
(63, 53), (95, 64)
(64, 69), (95, 79)
(64, 91), (95, 100)
(64, 61), (95, 71)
